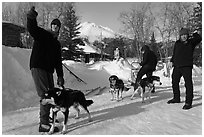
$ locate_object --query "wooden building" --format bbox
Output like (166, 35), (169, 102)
(2, 21), (26, 48)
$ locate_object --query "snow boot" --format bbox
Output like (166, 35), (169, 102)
(39, 124), (59, 132)
(167, 98), (181, 104)
(182, 103), (192, 110)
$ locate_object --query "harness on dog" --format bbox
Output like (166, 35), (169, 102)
(109, 87), (119, 93)
(40, 97), (55, 106)
(52, 106), (66, 112)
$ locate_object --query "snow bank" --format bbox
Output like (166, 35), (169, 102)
(102, 60), (131, 81)
(192, 65), (202, 76)
(88, 58), (140, 82)
(2, 46), (202, 135)
(2, 46), (38, 113)
(62, 60), (110, 90)
(2, 45), (202, 114)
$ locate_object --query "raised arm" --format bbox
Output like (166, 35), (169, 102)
(27, 6), (48, 41)
(190, 31), (202, 49)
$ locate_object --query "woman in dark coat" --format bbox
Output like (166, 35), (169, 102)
(134, 45), (157, 92)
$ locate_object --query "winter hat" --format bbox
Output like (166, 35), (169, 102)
(179, 28), (189, 36)
(51, 18), (61, 29)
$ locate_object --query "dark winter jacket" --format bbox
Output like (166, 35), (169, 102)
(140, 46), (157, 71)
(27, 14), (63, 77)
(170, 33), (201, 67)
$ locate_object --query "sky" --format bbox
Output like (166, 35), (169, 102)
(1, 1), (154, 33)
(74, 1), (197, 41)
(75, 2), (148, 33)
(1, 1), (197, 41)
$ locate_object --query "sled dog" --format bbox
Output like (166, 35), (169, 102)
(44, 87), (93, 134)
(131, 76), (162, 103)
(108, 75), (125, 101)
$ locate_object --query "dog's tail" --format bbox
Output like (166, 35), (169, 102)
(86, 100), (94, 106)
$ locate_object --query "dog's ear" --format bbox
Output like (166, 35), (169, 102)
(109, 75), (118, 81)
(46, 88), (60, 97)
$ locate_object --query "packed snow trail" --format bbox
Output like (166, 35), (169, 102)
(3, 46), (202, 113)
(2, 77), (202, 135)
(2, 46), (202, 134)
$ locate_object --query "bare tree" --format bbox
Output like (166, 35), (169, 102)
(149, 2), (194, 77)
(2, 3), (13, 22)
(150, 3), (172, 61)
(3, 2), (36, 26)
(119, 3), (153, 59)
(167, 2), (194, 38)
(150, 3), (193, 58)
(16, 3), (36, 26)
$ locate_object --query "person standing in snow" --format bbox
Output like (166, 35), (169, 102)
(114, 47), (120, 61)
(167, 28), (201, 110)
(134, 45), (157, 92)
(27, 6), (64, 132)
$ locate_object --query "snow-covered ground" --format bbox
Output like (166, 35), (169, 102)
(2, 45), (202, 135)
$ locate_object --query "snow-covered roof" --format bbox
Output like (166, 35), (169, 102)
(77, 41), (100, 54)
(2, 21), (25, 32)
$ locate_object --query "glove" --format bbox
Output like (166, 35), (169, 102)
(27, 6), (38, 19)
(57, 76), (64, 87)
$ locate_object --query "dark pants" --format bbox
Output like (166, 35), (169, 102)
(31, 68), (54, 125)
(172, 66), (193, 105)
(136, 65), (154, 83)
(135, 65), (155, 92)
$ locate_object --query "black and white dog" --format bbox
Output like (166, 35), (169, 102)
(44, 87), (93, 134)
(131, 76), (162, 103)
(108, 75), (125, 101)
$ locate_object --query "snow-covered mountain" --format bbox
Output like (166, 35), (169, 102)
(79, 22), (118, 42)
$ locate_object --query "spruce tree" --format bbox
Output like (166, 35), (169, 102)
(59, 3), (82, 53)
